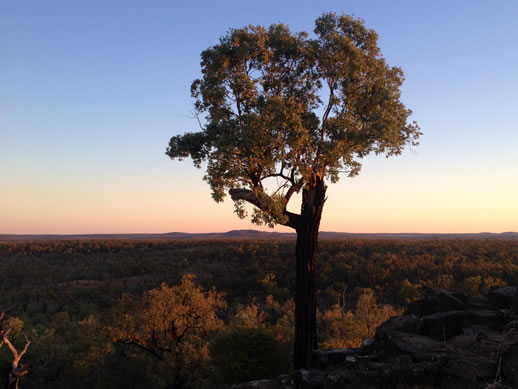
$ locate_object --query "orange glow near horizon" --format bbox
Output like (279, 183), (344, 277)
(2, 166), (517, 234)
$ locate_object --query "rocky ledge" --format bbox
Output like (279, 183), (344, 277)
(228, 286), (518, 389)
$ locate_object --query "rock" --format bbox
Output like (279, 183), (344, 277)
(504, 319), (518, 331)
(488, 286), (518, 309)
(362, 338), (375, 348)
(502, 343), (518, 387)
(228, 375), (294, 389)
(467, 308), (505, 330)
(375, 314), (421, 341)
(443, 352), (497, 381)
(407, 287), (465, 315)
(420, 310), (471, 340)
(384, 331), (446, 362)
(310, 349), (356, 369)
(292, 369), (329, 389)
(387, 361), (440, 388)
(465, 295), (491, 309)
(274, 375), (294, 389)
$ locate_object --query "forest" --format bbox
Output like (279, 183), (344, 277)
(1, 238), (518, 388)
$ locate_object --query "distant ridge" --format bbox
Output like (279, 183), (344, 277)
(1, 230), (517, 242)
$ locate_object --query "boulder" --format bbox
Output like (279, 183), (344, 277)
(465, 295), (492, 310)
(375, 314), (421, 340)
(504, 319), (518, 331)
(384, 331), (446, 362)
(407, 287), (465, 315)
(488, 286), (518, 309)
(502, 343), (518, 387)
(466, 308), (505, 329)
(420, 310), (471, 340)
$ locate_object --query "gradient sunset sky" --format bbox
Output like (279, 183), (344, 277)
(1, 1), (517, 234)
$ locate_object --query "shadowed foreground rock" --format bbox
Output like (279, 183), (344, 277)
(226, 286), (518, 388)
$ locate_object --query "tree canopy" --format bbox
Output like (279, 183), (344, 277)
(167, 13), (420, 228)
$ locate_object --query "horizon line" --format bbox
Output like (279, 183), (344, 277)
(1, 229), (517, 237)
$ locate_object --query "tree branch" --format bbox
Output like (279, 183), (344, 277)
(263, 172), (292, 183)
(19, 334), (30, 360)
(320, 86), (334, 142)
(120, 339), (166, 362)
(229, 188), (262, 208)
(229, 188), (300, 229)
(2, 332), (19, 360)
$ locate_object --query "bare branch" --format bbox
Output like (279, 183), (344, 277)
(2, 333), (18, 359)
(18, 334), (30, 360)
(263, 172), (292, 182)
(120, 339), (165, 362)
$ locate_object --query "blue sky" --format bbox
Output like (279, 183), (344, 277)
(1, 1), (517, 234)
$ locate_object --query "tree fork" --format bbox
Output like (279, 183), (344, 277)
(294, 176), (326, 369)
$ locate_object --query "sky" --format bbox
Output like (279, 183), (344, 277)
(1, 1), (517, 234)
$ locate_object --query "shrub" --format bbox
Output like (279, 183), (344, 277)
(209, 327), (283, 385)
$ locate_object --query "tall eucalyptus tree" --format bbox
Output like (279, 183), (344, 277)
(167, 13), (420, 368)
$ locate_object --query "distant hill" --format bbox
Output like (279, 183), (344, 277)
(1, 230), (517, 242)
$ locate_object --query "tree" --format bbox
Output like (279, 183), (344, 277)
(0, 311), (30, 389)
(166, 13), (420, 368)
(107, 274), (227, 388)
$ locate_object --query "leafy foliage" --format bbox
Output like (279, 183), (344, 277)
(166, 13), (420, 227)
(107, 274), (226, 388)
(320, 288), (400, 349)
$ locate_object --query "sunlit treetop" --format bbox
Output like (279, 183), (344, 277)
(167, 13), (421, 228)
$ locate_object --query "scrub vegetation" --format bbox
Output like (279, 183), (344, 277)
(0, 238), (517, 388)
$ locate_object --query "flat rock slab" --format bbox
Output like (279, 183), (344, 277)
(311, 348), (356, 369)
(384, 331), (446, 361)
(443, 352), (497, 381)
(388, 361), (440, 387)
(466, 308), (504, 329)
(229, 375), (294, 389)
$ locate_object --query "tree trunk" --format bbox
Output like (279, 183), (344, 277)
(294, 176), (326, 369)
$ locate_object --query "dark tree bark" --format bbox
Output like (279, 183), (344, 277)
(294, 176), (326, 369)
